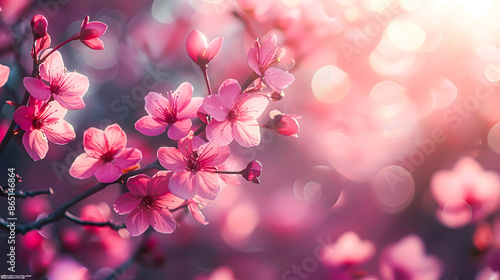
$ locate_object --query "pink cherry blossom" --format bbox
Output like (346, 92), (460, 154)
(157, 131), (230, 200)
(113, 173), (183, 236)
(379, 235), (442, 280)
(0, 63), (9, 87)
(69, 124), (142, 183)
(264, 109), (301, 137)
(23, 50), (89, 110)
(78, 16), (107, 50)
(186, 30), (223, 67)
(247, 34), (295, 93)
(203, 79), (269, 147)
(431, 157), (500, 228)
(13, 97), (75, 161)
(321, 231), (375, 268)
(135, 82), (202, 140)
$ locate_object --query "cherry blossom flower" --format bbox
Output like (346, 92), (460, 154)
(157, 131), (230, 200)
(247, 34), (294, 93)
(0, 63), (9, 87)
(23, 50), (89, 110)
(113, 173), (183, 236)
(264, 109), (301, 137)
(13, 97), (75, 161)
(203, 79), (268, 147)
(186, 30), (223, 67)
(321, 231), (375, 268)
(30, 14), (47, 39)
(379, 235), (442, 280)
(241, 160), (262, 183)
(69, 124), (142, 183)
(431, 157), (500, 228)
(78, 16), (107, 50)
(135, 82), (202, 140)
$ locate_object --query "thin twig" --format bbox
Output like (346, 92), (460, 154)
(64, 212), (125, 231)
(0, 187), (53, 198)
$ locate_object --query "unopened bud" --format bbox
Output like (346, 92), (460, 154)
(30, 14), (48, 40)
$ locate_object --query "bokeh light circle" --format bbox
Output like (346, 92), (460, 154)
(487, 122), (500, 154)
(311, 65), (350, 103)
(371, 166), (415, 212)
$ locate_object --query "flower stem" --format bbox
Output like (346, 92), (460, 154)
(38, 33), (79, 64)
(199, 65), (213, 96)
(214, 170), (242, 175)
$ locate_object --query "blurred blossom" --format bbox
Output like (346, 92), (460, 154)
(431, 157), (500, 228)
(0, 63), (9, 87)
(46, 256), (89, 280)
(321, 231), (375, 267)
(195, 266), (238, 280)
(379, 235), (442, 280)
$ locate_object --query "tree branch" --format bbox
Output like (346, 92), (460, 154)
(0, 187), (53, 198)
(64, 212), (125, 231)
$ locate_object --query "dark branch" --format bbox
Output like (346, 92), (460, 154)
(64, 212), (125, 231)
(0, 187), (53, 198)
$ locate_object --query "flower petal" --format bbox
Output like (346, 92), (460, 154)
(206, 120), (233, 146)
(125, 209), (149, 236)
(39, 50), (64, 82)
(94, 162), (122, 183)
(83, 127), (107, 157)
(126, 174), (150, 196)
(167, 119), (192, 140)
(22, 130), (48, 161)
(203, 94), (230, 121)
(69, 153), (102, 179)
(81, 38), (104, 50)
(171, 82), (193, 112)
(207, 37), (223, 61)
(169, 171), (197, 199)
(247, 45), (261, 75)
(194, 171), (221, 201)
(217, 79), (241, 107)
(233, 120), (261, 147)
(13, 106), (34, 131)
(53, 93), (85, 110)
(104, 123), (127, 151)
(237, 93), (269, 119)
(0, 64), (10, 87)
(157, 147), (187, 172)
(135, 116), (167, 136)
(114, 147), (142, 170)
(264, 67), (295, 91)
(188, 199), (208, 225)
(198, 143), (230, 167)
(113, 193), (140, 215)
(186, 30), (208, 63)
(60, 72), (89, 97)
(259, 34), (279, 67)
(23, 77), (51, 101)
(177, 97), (203, 120)
(44, 120), (75, 145)
(148, 209), (176, 234)
(84, 21), (107, 37)
(144, 91), (170, 120)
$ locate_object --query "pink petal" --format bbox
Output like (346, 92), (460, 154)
(203, 94), (230, 122)
(148, 209), (176, 234)
(22, 130), (48, 161)
(113, 193), (140, 215)
(188, 199), (208, 225)
(177, 132), (195, 158)
(0, 64), (10, 87)
(169, 171), (197, 199)
(233, 120), (261, 147)
(186, 30), (208, 63)
(167, 119), (192, 140)
(126, 174), (150, 196)
(84, 21), (107, 37)
(247, 46), (261, 75)
(39, 50), (64, 82)
(144, 91), (170, 120)
(23, 77), (51, 101)
(69, 153), (103, 179)
(198, 144), (230, 167)
(60, 72), (89, 97)
(217, 79), (241, 107)
(44, 120), (75, 145)
(53, 93), (85, 110)
(177, 97), (203, 120)
(114, 147), (142, 170)
(171, 82), (194, 112)
(264, 68), (295, 91)
(157, 147), (187, 172)
(259, 34), (279, 67)
(135, 116), (167, 136)
(104, 123), (127, 151)
(94, 162), (122, 183)
(147, 174), (172, 196)
(237, 93), (269, 119)
(83, 127), (106, 157)
(206, 120), (233, 146)
(194, 171), (221, 201)
(125, 209), (149, 236)
(82, 38), (104, 50)
(43, 100), (68, 121)
(207, 37), (223, 61)
(13, 106), (34, 131)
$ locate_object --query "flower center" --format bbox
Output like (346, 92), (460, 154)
(187, 151), (201, 172)
(100, 151), (115, 163)
(228, 109), (238, 121)
(139, 194), (162, 212)
(32, 117), (43, 129)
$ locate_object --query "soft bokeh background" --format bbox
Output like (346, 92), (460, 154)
(2, 0), (500, 279)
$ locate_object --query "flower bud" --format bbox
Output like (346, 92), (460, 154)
(186, 30), (223, 67)
(264, 110), (301, 137)
(270, 91), (284, 101)
(31, 14), (48, 40)
(241, 160), (262, 184)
